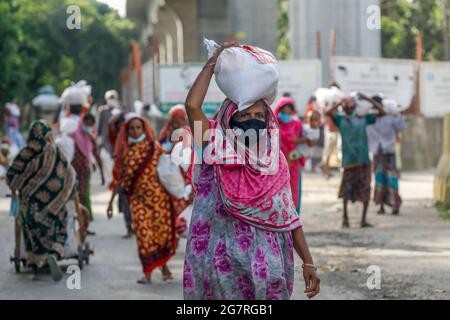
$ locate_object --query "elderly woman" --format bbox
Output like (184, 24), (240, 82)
(183, 43), (320, 300)
(6, 120), (76, 281)
(106, 115), (177, 284)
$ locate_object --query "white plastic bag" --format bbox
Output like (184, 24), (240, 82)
(351, 92), (373, 116)
(171, 137), (192, 173)
(157, 154), (186, 198)
(179, 204), (193, 238)
(382, 98), (400, 115)
(315, 87), (345, 109)
(204, 39), (279, 111)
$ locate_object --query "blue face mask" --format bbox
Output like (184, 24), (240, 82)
(161, 141), (173, 152)
(278, 112), (293, 124)
(82, 126), (94, 134)
(128, 133), (146, 144)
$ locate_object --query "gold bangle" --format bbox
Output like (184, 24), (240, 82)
(302, 263), (318, 271)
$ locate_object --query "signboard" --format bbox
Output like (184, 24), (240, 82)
(276, 60), (322, 114)
(420, 62), (450, 117)
(332, 56), (417, 109)
(159, 63), (225, 115)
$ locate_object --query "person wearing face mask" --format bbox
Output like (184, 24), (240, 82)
(326, 93), (385, 229)
(274, 97), (305, 213)
(106, 115), (178, 284)
(97, 90), (122, 158)
(183, 42), (320, 300)
(70, 114), (105, 233)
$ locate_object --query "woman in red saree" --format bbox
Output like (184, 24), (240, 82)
(107, 115), (176, 284)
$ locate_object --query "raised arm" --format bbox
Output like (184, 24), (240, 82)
(358, 93), (386, 116)
(185, 42), (237, 147)
(325, 102), (340, 119)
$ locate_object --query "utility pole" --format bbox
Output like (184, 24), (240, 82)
(444, 0), (450, 60)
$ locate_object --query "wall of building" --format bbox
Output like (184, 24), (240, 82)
(289, 0), (381, 84)
(229, 0), (278, 54)
(402, 116), (444, 171)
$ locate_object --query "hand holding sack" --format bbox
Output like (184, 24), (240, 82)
(157, 154), (190, 199)
(204, 38), (279, 111)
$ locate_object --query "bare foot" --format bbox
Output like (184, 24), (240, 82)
(161, 266), (173, 281)
(342, 220), (350, 229)
(137, 275), (152, 284)
(361, 222), (374, 228)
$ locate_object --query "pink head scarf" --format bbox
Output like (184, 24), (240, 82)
(69, 114), (95, 164)
(204, 99), (302, 232)
(274, 97), (304, 163)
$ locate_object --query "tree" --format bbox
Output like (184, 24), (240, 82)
(381, 0), (446, 61)
(0, 0), (137, 106)
(277, 0), (290, 60)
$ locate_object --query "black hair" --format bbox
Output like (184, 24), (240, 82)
(372, 95), (383, 104)
(280, 104), (295, 113)
(83, 113), (95, 124)
(69, 104), (83, 115)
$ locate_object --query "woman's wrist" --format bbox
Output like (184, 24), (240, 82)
(203, 61), (216, 71)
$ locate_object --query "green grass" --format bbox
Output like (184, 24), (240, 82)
(435, 201), (450, 220)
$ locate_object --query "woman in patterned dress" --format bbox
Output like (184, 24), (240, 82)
(106, 115), (177, 284)
(183, 42), (320, 300)
(6, 120), (76, 281)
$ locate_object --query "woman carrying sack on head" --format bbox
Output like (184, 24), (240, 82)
(183, 41), (320, 300)
(106, 115), (177, 284)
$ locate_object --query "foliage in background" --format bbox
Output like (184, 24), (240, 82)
(0, 0), (137, 105)
(381, 0), (447, 60)
(277, 0), (290, 60)
(435, 201), (450, 220)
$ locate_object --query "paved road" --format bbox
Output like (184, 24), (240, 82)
(0, 171), (449, 299)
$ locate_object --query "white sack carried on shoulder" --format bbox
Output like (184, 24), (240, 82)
(351, 92), (373, 116)
(382, 98), (406, 115)
(157, 154), (186, 198)
(315, 87), (345, 109)
(204, 38), (279, 112)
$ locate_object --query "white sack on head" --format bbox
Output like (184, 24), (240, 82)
(382, 98), (400, 115)
(204, 38), (279, 112)
(5, 103), (21, 117)
(329, 86), (345, 104)
(75, 80), (92, 97)
(60, 85), (88, 106)
(351, 92), (373, 116)
(315, 88), (331, 109)
(315, 87), (345, 110)
(32, 94), (60, 112)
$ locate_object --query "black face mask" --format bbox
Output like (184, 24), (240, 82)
(230, 118), (267, 152)
(229, 118), (267, 132)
